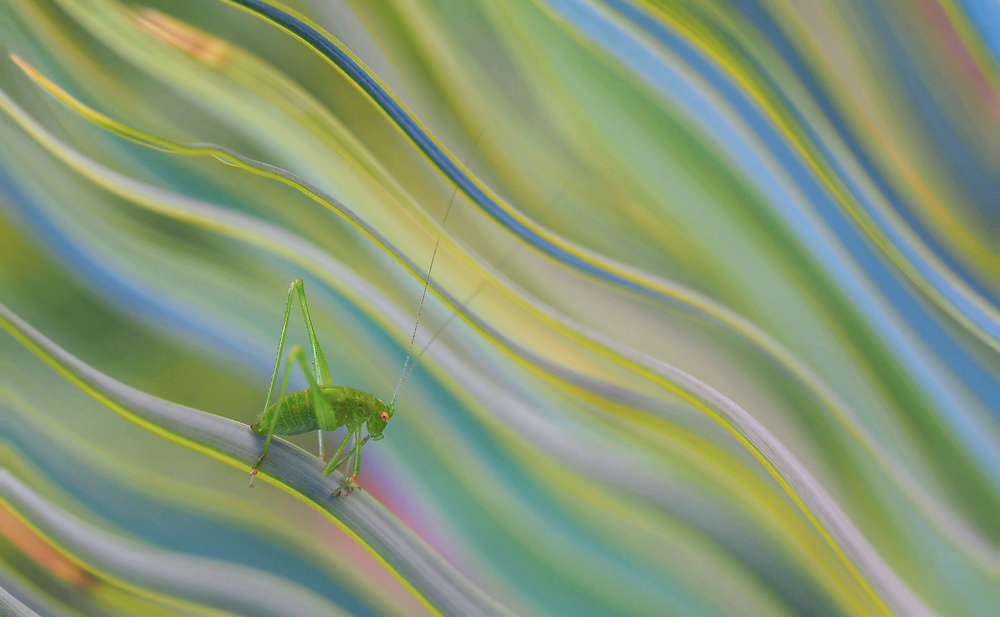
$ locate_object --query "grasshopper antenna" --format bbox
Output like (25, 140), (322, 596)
(399, 187), (565, 385)
(400, 247), (512, 385)
(390, 130), (485, 406)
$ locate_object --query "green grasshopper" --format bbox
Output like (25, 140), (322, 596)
(249, 278), (398, 496)
(250, 262), (442, 495)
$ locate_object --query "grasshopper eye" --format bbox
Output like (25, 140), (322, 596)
(380, 411), (389, 421)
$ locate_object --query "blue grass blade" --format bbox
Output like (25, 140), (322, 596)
(0, 585), (42, 617)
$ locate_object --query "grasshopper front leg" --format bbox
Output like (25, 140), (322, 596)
(334, 433), (362, 497)
(328, 432), (370, 496)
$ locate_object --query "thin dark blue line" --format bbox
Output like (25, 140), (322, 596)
(227, 0), (656, 299)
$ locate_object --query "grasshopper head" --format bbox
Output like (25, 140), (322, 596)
(368, 398), (394, 439)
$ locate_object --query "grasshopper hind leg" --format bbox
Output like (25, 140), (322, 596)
(251, 279), (336, 486)
(250, 346), (335, 487)
(250, 345), (301, 487)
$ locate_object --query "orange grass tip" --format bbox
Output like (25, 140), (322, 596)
(8, 55), (59, 97)
(131, 8), (231, 67)
(0, 503), (94, 588)
(9, 54), (37, 78)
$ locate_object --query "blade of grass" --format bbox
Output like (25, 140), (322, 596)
(5, 51), (938, 617)
(0, 387), (412, 617)
(0, 303), (518, 617)
(0, 585), (42, 617)
(1, 69), (936, 616)
(0, 470), (352, 617)
(0, 102), (876, 610)
(1, 63), (991, 578)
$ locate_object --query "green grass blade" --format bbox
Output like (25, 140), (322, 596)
(0, 303), (517, 617)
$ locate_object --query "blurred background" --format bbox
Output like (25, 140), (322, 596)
(0, 0), (996, 615)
